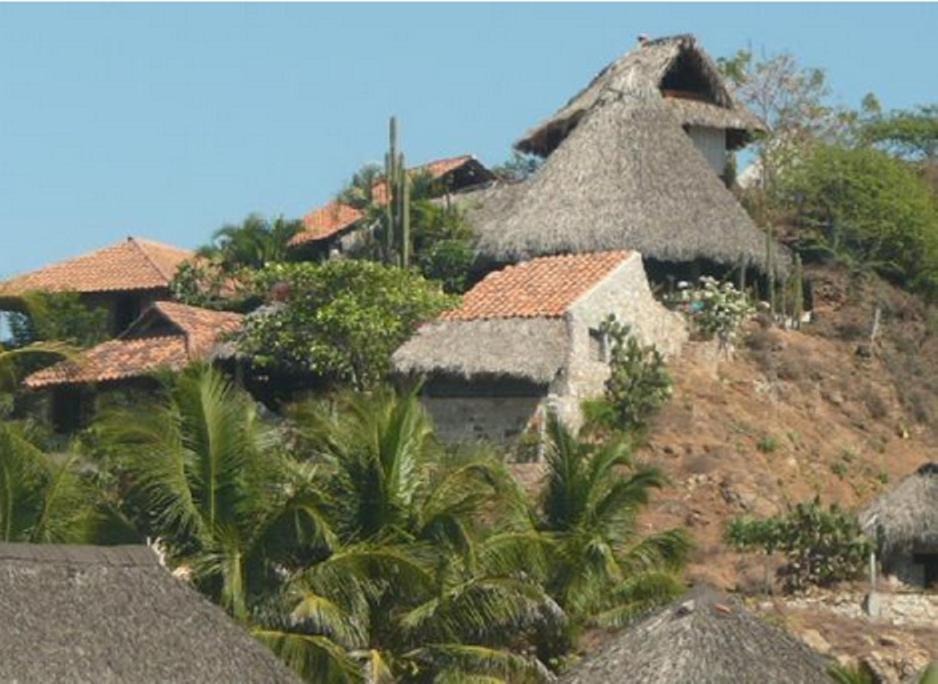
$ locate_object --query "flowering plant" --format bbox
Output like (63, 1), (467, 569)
(668, 277), (754, 346)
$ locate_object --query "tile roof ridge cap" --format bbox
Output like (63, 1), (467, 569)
(127, 236), (187, 282)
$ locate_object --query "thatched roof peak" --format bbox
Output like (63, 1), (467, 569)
(561, 584), (831, 683)
(861, 461), (938, 556)
(516, 34), (765, 158)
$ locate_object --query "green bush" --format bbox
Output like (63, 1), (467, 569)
(668, 277), (754, 347)
(8, 291), (108, 348)
(238, 260), (457, 389)
(726, 497), (871, 591)
(584, 316), (673, 434)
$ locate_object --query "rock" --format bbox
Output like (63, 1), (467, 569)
(800, 628), (831, 655)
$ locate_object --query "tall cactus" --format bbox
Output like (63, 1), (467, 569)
(765, 224), (776, 318)
(792, 252), (804, 330)
(383, 116), (412, 268)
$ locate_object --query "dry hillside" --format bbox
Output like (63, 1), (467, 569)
(634, 263), (938, 677)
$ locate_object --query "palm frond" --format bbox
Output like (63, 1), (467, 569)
(254, 628), (363, 684)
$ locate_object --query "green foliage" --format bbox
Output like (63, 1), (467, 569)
(862, 105), (938, 161)
(383, 116), (412, 268)
(412, 201), (477, 293)
(169, 259), (255, 311)
(778, 144), (938, 296)
(584, 316), (672, 434)
(726, 498), (871, 592)
(240, 260), (457, 390)
(756, 435), (778, 454)
(669, 277), (755, 347)
(491, 151), (542, 183)
(200, 213), (303, 272)
(8, 291), (108, 348)
(537, 416), (689, 626)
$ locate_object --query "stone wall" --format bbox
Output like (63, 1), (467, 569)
(422, 394), (546, 444)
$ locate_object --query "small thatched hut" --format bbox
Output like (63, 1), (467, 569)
(458, 34), (778, 278)
(861, 462), (938, 588)
(0, 542), (300, 683)
(392, 250), (686, 443)
(561, 585), (831, 684)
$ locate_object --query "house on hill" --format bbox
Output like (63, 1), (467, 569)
(23, 300), (243, 431)
(392, 250), (686, 443)
(0, 236), (193, 336)
(861, 462), (938, 588)
(0, 542), (299, 683)
(288, 154), (494, 259)
(560, 585), (831, 684)
(456, 35), (777, 280)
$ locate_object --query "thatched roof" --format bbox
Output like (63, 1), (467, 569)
(461, 96), (774, 269)
(0, 542), (299, 683)
(561, 585), (831, 684)
(392, 317), (568, 384)
(516, 34), (765, 157)
(860, 462), (938, 556)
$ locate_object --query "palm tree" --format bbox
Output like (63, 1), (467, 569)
(0, 341), (75, 392)
(94, 363), (334, 619)
(258, 388), (560, 683)
(0, 421), (120, 543)
(536, 415), (691, 626)
(200, 213), (303, 271)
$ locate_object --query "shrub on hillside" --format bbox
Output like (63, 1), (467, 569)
(726, 497), (871, 592)
(583, 316), (673, 434)
(668, 277), (754, 348)
(238, 260), (457, 389)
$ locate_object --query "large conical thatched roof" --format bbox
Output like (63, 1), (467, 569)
(561, 585), (831, 684)
(456, 35), (777, 271)
(860, 462), (938, 556)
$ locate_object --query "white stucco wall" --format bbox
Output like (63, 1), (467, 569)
(687, 126), (727, 176)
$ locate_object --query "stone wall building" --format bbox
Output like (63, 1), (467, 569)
(392, 250), (686, 444)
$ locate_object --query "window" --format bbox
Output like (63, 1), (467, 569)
(589, 328), (608, 362)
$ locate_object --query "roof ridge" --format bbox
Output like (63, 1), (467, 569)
(0, 542), (158, 567)
(127, 236), (191, 282)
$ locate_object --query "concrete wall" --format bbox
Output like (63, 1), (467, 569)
(687, 126), (728, 176)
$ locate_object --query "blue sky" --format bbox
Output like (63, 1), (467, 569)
(1, 3), (936, 279)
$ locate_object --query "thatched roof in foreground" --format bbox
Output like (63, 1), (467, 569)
(517, 34), (765, 157)
(561, 585), (830, 684)
(0, 542), (299, 683)
(860, 462), (938, 556)
(459, 95), (777, 270)
(392, 317), (568, 385)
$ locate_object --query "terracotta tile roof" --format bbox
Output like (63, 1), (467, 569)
(290, 201), (366, 247)
(24, 302), (244, 389)
(441, 251), (632, 321)
(0, 237), (193, 296)
(290, 155), (484, 247)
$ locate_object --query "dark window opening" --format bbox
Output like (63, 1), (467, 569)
(51, 386), (91, 433)
(660, 50), (719, 104)
(114, 296), (142, 335)
(914, 553), (938, 588)
(588, 328), (608, 362)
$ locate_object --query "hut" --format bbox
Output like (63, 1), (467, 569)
(288, 154), (495, 259)
(0, 236), (193, 336)
(392, 250), (686, 443)
(0, 542), (299, 683)
(860, 462), (938, 588)
(23, 300), (243, 431)
(561, 585), (831, 684)
(456, 35), (777, 280)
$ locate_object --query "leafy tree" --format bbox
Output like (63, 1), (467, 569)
(726, 498), (871, 592)
(492, 151), (542, 183)
(199, 213), (303, 272)
(7, 291), (108, 348)
(863, 105), (938, 162)
(94, 364), (334, 619)
(777, 143), (938, 296)
(170, 259), (256, 312)
(240, 260), (457, 389)
(535, 416), (689, 626)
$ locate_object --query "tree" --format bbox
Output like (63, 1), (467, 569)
(862, 105), (938, 163)
(200, 213), (303, 272)
(777, 143), (938, 296)
(7, 291), (108, 348)
(536, 416), (689, 626)
(94, 364), (335, 619)
(491, 151), (542, 183)
(240, 260), (457, 389)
